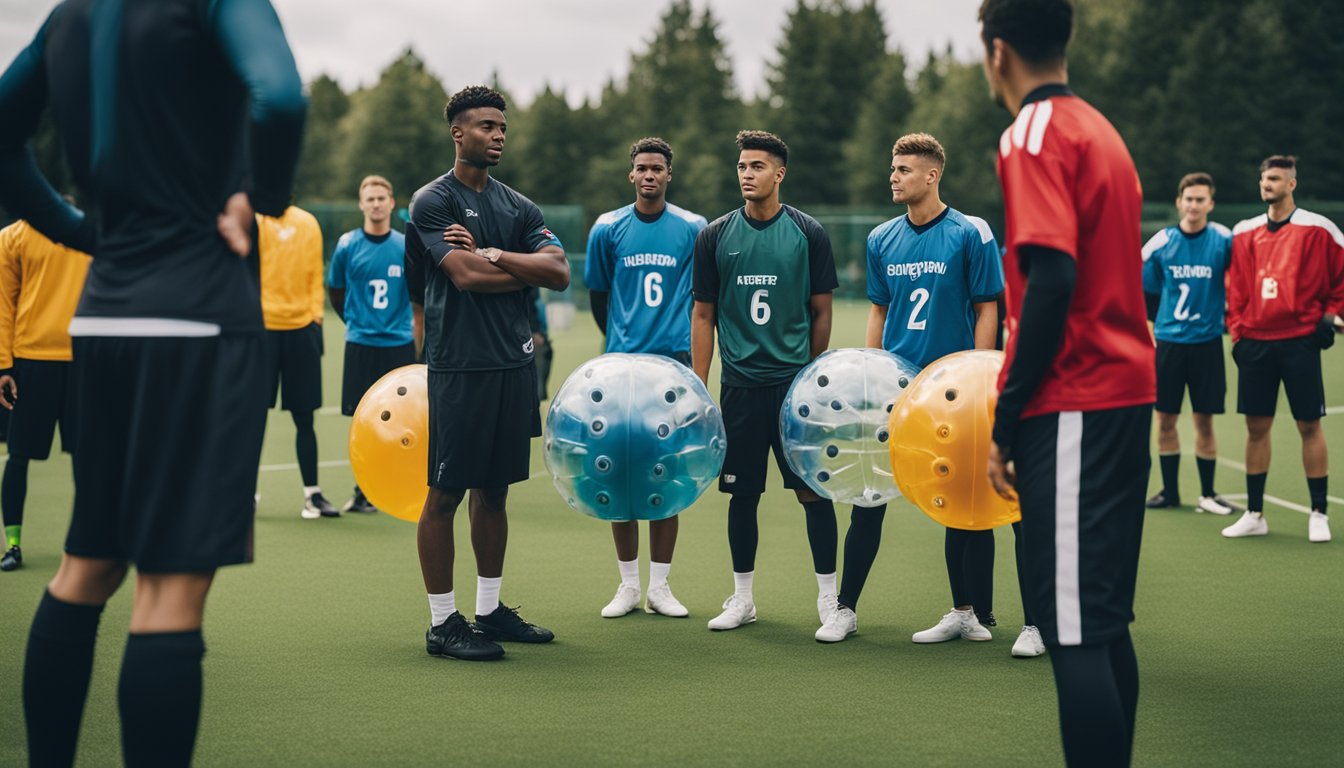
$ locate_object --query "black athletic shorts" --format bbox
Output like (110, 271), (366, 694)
(341, 340), (416, 416)
(266, 323), (323, 412)
(428, 365), (540, 490)
(65, 334), (267, 572)
(718, 381), (807, 495)
(1011, 404), (1151, 647)
(1233, 334), (1326, 421)
(6, 358), (77, 460)
(1155, 337), (1226, 415)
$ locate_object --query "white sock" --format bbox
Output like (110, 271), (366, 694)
(733, 571), (754, 600)
(428, 591), (456, 625)
(649, 561), (671, 589)
(617, 558), (640, 589)
(303, 485), (321, 499)
(816, 571), (837, 596)
(477, 576), (502, 616)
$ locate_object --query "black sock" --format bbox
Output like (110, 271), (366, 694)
(965, 529), (996, 622)
(119, 630), (206, 768)
(838, 504), (886, 610)
(1307, 476), (1327, 514)
(1247, 472), (1267, 513)
(1109, 630), (1140, 744)
(1196, 456), (1217, 498)
(3, 455), (30, 529)
(727, 494), (760, 573)
(24, 591), (105, 768)
(1048, 641), (1135, 768)
(1158, 453), (1180, 500)
(1012, 521), (1036, 626)
(802, 499), (837, 575)
(292, 410), (319, 488)
(945, 528), (970, 607)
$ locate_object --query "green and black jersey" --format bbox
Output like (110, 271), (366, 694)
(692, 205), (838, 387)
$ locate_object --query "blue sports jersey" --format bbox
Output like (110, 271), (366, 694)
(866, 207), (1005, 367)
(327, 229), (413, 347)
(1141, 223), (1232, 344)
(585, 202), (706, 355)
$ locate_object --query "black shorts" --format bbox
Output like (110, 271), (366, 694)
(1011, 405), (1151, 647)
(65, 334), (267, 572)
(428, 365), (540, 490)
(6, 358), (77, 460)
(1233, 334), (1326, 421)
(341, 340), (416, 416)
(718, 382), (807, 495)
(1155, 337), (1225, 415)
(266, 324), (323, 412)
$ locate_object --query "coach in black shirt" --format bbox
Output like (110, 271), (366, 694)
(405, 86), (569, 661)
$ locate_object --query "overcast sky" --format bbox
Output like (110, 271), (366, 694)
(1, 0), (985, 104)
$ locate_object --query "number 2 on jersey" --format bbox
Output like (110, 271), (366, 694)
(370, 278), (389, 309)
(906, 287), (929, 330)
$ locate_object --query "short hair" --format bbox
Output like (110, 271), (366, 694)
(359, 175), (393, 197)
(892, 133), (947, 169)
(735, 130), (788, 166)
(1176, 172), (1214, 198)
(979, 0), (1073, 67)
(630, 137), (673, 167)
(1259, 155), (1297, 173)
(444, 86), (507, 126)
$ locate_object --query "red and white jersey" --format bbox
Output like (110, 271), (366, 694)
(995, 87), (1155, 418)
(1227, 210), (1344, 342)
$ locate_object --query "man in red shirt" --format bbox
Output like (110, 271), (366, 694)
(980, 1), (1154, 765)
(1222, 155), (1344, 543)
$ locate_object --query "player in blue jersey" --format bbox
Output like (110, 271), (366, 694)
(328, 175), (418, 513)
(1142, 172), (1237, 516)
(849, 133), (1041, 656)
(584, 137), (707, 619)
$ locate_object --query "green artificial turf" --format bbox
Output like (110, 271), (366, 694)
(1, 301), (1341, 766)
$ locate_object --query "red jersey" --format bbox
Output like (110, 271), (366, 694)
(1226, 210), (1344, 342)
(995, 88), (1155, 418)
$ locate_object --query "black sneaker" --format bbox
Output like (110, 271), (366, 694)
(1, 546), (21, 571)
(1145, 491), (1180, 509)
(341, 487), (378, 514)
(474, 604), (555, 644)
(426, 612), (504, 661)
(1211, 495), (1243, 513)
(303, 492), (341, 519)
(977, 611), (997, 628)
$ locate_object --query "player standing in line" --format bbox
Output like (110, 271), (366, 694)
(406, 86), (570, 661)
(256, 204), (339, 519)
(328, 176), (416, 514)
(0, 1), (305, 764)
(691, 130), (840, 635)
(980, 0), (1154, 765)
(1222, 155), (1344, 542)
(585, 137), (706, 619)
(0, 219), (90, 571)
(1141, 173), (1237, 516)
(851, 132), (1042, 656)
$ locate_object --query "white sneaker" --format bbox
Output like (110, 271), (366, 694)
(818, 592), (838, 623)
(1309, 511), (1331, 543)
(1012, 625), (1046, 657)
(707, 595), (756, 631)
(912, 608), (991, 643)
(815, 606), (857, 643)
(645, 583), (689, 617)
(1197, 496), (1234, 515)
(1222, 511), (1268, 538)
(601, 584), (641, 618)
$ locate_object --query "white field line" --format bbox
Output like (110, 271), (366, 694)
(1205, 454), (1344, 513)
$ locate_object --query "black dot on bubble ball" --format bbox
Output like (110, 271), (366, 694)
(885, 403), (894, 413)
(825, 444), (839, 458)
(591, 390), (603, 403)
(898, 377), (909, 388)
(592, 420), (604, 432)
(818, 375), (830, 387)
(657, 424), (670, 438)
(877, 430), (888, 443)
(799, 404), (811, 417)
(649, 495), (663, 507)
(380, 411), (391, 421)
(396, 386), (407, 396)
(817, 471), (831, 483)
(596, 457), (611, 472)
(945, 388), (958, 401)
(830, 400), (842, 411)
(664, 390), (677, 403)
(653, 464), (666, 477)
(597, 493), (610, 505)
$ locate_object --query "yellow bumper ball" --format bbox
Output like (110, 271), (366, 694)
(348, 364), (429, 523)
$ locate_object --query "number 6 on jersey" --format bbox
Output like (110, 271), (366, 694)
(750, 289), (771, 325)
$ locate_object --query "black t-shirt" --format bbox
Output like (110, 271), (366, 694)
(405, 171), (562, 371)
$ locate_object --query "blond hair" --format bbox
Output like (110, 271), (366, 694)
(358, 175), (393, 196)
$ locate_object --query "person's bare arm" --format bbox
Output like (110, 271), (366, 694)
(865, 304), (888, 348)
(691, 300), (716, 386)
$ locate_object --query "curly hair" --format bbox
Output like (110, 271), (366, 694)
(978, 0), (1073, 67)
(444, 86), (507, 125)
(735, 130), (788, 166)
(892, 133), (946, 169)
(630, 137), (673, 166)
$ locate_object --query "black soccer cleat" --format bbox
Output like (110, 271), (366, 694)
(1, 546), (22, 571)
(426, 612), (505, 661)
(474, 603), (555, 644)
(977, 611), (997, 628)
(1145, 491), (1181, 509)
(341, 487), (378, 514)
